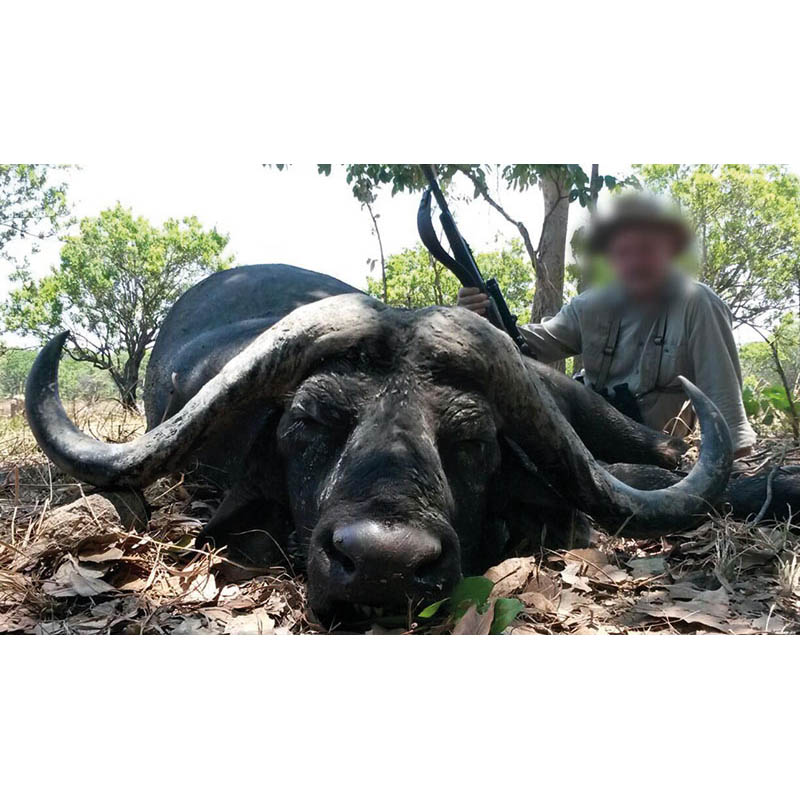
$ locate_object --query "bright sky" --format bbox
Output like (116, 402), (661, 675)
(3, 162), (780, 345)
(1, 163), (601, 347)
(3, 163), (599, 290)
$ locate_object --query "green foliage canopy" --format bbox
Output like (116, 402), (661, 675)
(0, 164), (70, 262)
(3, 204), (231, 407)
(739, 313), (800, 436)
(0, 347), (117, 401)
(318, 163), (618, 207)
(636, 164), (800, 326)
(366, 240), (534, 323)
(740, 314), (800, 389)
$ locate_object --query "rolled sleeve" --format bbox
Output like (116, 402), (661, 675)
(686, 288), (756, 451)
(521, 300), (582, 363)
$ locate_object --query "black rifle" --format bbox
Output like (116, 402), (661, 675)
(416, 164), (531, 356)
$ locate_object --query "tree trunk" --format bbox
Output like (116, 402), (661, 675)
(795, 267), (800, 324)
(531, 171), (570, 324)
(365, 200), (387, 304)
(768, 339), (800, 443)
(111, 355), (143, 412)
(572, 164), (599, 376)
(531, 171), (570, 373)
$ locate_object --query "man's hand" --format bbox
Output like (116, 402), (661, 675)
(457, 286), (490, 316)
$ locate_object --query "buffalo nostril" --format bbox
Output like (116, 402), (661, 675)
(414, 554), (444, 582)
(330, 530), (356, 573)
(330, 521), (442, 579)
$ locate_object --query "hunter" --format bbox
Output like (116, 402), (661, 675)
(457, 193), (756, 457)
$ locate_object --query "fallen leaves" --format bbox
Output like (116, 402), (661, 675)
(635, 586), (731, 633)
(78, 544), (125, 564)
(479, 539), (800, 635)
(163, 571), (218, 604)
(484, 554), (626, 631)
(452, 602), (495, 635)
(518, 575), (559, 615)
(42, 554), (117, 598)
(0, 470), (307, 635)
(560, 562), (591, 592)
(225, 608), (276, 635)
(628, 556), (667, 580)
(485, 560), (560, 614)
(4, 439), (800, 634)
(563, 549), (629, 586)
(0, 607), (39, 634)
(484, 557), (538, 597)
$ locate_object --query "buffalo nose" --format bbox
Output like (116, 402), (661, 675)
(330, 520), (442, 581)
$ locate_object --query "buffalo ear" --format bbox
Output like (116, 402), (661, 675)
(198, 411), (293, 568)
(494, 436), (593, 551)
(496, 436), (565, 510)
(240, 409), (292, 516)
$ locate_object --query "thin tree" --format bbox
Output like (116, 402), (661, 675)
(4, 204), (231, 409)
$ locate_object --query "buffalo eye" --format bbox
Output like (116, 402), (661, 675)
(436, 407), (497, 460)
(282, 397), (354, 440)
(446, 438), (490, 460)
(436, 406), (500, 475)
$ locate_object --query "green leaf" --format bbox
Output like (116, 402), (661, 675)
(417, 598), (448, 618)
(742, 385), (760, 417)
(448, 576), (493, 619)
(489, 597), (524, 634)
(763, 385), (793, 413)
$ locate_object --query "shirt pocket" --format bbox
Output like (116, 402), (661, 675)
(655, 337), (687, 390)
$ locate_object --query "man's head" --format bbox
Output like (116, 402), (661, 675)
(589, 193), (691, 302)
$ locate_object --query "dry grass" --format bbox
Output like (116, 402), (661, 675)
(2, 406), (800, 634)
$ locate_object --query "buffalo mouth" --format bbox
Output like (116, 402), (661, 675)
(307, 564), (461, 628)
(305, 520), (462, 626)
(322, 601), (429, 629)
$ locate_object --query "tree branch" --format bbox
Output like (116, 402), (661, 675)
(455, 167), (545, 282)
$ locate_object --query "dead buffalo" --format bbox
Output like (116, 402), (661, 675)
(25, 264), (793, 620)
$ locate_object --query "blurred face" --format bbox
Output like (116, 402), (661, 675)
(606, 226), (676, 302)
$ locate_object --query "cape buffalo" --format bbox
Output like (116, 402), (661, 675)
(25, 264), (796, 620)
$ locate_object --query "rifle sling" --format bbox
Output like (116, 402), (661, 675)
(417, 189), (475, 286)
(594, 315), (620, 393)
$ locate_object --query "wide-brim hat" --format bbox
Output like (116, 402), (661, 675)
(588, 192), (692, 254)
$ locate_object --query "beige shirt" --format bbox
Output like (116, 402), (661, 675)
(520, 277), (757, 451)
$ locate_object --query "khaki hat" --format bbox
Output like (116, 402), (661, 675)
(588, 192), (692, 254)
